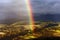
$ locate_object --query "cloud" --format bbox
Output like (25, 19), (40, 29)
(31, 0), (60, 13)
(0, 0), (29, 24)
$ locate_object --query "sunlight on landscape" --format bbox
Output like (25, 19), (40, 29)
(0, 22), (60, 40)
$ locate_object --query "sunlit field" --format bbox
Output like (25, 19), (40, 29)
(0, 21), (60, 40)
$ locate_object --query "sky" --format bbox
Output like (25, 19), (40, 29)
(30, 0), (60, 13)
(30, 0), (60, 22)
(0, 0), (29, 24)
(1, 0), (60, 23)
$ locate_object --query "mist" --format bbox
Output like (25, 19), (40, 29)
(0, 0), (29, 24)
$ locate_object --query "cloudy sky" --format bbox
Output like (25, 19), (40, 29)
(0, 0), (29, 24)
(30, 0), (60, 21)
(30, 0), (60, 13)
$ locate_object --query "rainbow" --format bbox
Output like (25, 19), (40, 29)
(25, 0), (35, 31)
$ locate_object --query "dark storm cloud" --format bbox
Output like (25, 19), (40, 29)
(31, 0), (60, 13)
